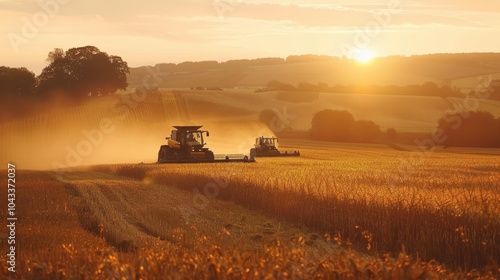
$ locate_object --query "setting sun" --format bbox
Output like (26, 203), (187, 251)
(353, 48), (375, 63)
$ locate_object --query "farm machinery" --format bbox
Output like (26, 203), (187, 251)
(250, 137), (300, 157)
(158, 126), (254, 163)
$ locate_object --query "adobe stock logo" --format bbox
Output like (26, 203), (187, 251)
(7, 0), (71, 53)
(213, 0), (241, 20)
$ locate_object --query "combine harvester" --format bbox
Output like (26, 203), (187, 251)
(158, 126), (254, 163)
(250, 136), (300, 157)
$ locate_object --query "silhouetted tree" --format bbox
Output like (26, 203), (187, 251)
(286, 55), (339, 63)
(311, 109), (355, 141)
(352, 120), (381, 142)
(297, 82), (317, 92)
(0, 67), (36, 100)
(0, 67), (37, 121)
(46, 48), (64, 63)
(37, 46), (129, 99)
(317, 82), (329, 91)
(267, 80), (282, 90)
(265, 80), (295, 91)
(223, 59), (251, 69)
(438, 111), (500, 147)
(251, 57), (285, 66)
(220, 58), (285, 69)
(36, 53), (74, 97)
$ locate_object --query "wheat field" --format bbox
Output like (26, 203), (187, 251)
(92, 140), (499, 271)
(0, 170), (464, 279)
(1, 140), (499, 279)
(2, 142), (499, 279)
(1, 91), (499, 279)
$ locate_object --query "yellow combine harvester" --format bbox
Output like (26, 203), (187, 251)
(250, 136), (300, 157)
(158, 126), (254, 163)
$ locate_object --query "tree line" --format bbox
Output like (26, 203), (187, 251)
(152, 55), (339, 73)
(0, 46), (129, 121)
(438, 111), (500, 148)
(141, 53), (500, 76)
(308, 109), (500, 148)
(310, 110), (382, 143)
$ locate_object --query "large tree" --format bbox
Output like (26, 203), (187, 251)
(310, 109), (355, 141)
(37, 46), (129, 99)
(352, 120), (381, 142)
(438, 111), (500, 147)
(310, 109), (382, 143)
(0, 66), (36, 100)
(0, 67), (37, 121)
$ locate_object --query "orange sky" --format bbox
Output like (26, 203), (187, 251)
(1, 0), (500, 73)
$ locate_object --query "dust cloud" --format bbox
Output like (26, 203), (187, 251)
(0, 91), (275, 170)
(197, 121), (275, 155)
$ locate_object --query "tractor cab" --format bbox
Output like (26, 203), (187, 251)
(255, 137), (279, 150)
(166, 126), (210, 153)
(158, 125), (254, 163)
(250, 136), (300, 157)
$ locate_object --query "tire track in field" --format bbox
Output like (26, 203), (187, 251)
(70, 168), (341, 255)
(61, 171), (178, 250)
(96, 183), (176, 243)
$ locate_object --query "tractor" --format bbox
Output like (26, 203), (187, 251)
(158, 126), (254, 163)
(249, 136), (300, 157)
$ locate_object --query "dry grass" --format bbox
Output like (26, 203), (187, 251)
(95, 143), (500, 274)
(1, 170), (484, 279)
(1, 142), (498, 279)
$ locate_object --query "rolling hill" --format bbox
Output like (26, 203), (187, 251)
(127, 53), (500, 90)
(1, 89), (499, 170)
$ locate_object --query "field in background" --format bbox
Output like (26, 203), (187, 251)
(2, 90), (500, 170)
(128, 54), (500, 89)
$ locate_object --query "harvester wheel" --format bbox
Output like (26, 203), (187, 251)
(158, 145), (171, 162)
(205, 151), (215, 161)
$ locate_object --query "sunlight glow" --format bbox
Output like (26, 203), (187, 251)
(353, 48), (374, 63)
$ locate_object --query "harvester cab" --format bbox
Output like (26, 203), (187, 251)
(167, 126), (209, 153)
(250, 136), (300, 157)
(158, 126), (255, 163)
(257, 137), (279, 150)
(158, 126), (214, 162)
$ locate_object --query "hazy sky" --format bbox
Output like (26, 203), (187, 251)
(1, 0), (500, 73)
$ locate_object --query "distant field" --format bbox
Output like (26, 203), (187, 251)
(128, 54), (500, 89)
(450, 72), (500, 91)
(2, 90), (500, 170)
